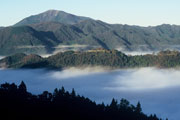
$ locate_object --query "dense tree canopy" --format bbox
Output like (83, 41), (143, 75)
(1, 49), (180, 69)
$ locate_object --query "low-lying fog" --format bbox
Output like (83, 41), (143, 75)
(0, 56), (4, 60)
(123, 51), (156, 56)
(0, 67), (180, 120)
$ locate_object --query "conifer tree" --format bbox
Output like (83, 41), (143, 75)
(18, 81), (27, 93)
(135, 101), (142, 113)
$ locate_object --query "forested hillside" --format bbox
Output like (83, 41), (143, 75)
(1, 49), (180, 69)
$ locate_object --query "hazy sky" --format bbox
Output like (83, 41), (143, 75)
(1, 0), (180, 26)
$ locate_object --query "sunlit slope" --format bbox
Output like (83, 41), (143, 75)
(1, 50), (180, 69)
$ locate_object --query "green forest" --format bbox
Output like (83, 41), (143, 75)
(1, 49), (180, 69)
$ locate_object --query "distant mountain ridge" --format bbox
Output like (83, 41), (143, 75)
(0, 10), (180, 55)
(15, 10), (91, 26)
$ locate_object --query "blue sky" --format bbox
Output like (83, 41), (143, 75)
(1, 0), (180, 26)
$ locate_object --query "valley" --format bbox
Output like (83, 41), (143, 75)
(1, 6), (180, 119)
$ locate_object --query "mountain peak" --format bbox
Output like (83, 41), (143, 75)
(14, 10), (91, 26)
(44, 9), (62, 16)
(43, 9), (67, 16)
(45, 9), (60, 12)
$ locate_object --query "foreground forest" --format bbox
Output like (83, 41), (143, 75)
(0, 49), (180, 69)
(0, 82), (166, 120)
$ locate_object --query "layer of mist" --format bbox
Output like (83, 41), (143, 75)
(0, 67), (179, 120)
(123, 51), (156, 56)
(0, 56), (4, 60)
(118, 45), (180, 56)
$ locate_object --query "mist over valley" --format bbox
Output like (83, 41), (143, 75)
(1, 3), (180, 119)
(0, 67), (180, 119)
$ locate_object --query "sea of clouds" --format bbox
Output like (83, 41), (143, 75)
(0, 67), (180, 120)
(0, 56), (4, 60)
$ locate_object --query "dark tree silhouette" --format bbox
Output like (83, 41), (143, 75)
(0, 82), (165, 120)
(135, 101), (142, 113)
(18, 81), (27, 92)
(110, 98), (118, 110)
(71, 88), (76, 97)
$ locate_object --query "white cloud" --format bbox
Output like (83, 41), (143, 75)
(48, 67), (110, 80)
(105, 68), (180, 91)
(0, 56), (5, 60)
(123, 51), (156, 56)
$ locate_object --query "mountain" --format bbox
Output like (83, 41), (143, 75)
(29, 21), (109, 49)
(0, 26), (60, 55)
(15, 10), (91, 26)
(30, 20), (180, 51)
(1, 10), (180, 55)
